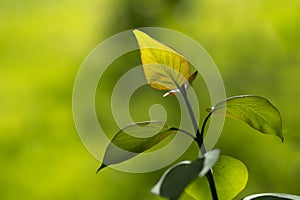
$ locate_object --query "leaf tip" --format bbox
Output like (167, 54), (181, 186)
(277, 129), (284, 143)
(162, 92), (169, 98)
(96, 163), (107, 174)
(132, 29), (140, 34)
(280, 135), (284, 143)
(150, 183), (160, 196)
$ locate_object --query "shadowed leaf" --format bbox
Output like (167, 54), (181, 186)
(151, 149), (220, 200)
(97, 121), (175, 173)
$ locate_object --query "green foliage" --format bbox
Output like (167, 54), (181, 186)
(97, 30), (292, 200)
(97, 121), (175, 172)
(2, 1), (300, 200)
(152, 159), (204, 200)
(185, 155), (248, 200)
(208, 95), (283, 141)
(151, 149), (220, 200)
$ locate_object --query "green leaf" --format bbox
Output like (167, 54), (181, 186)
(97, 121), (175, 173)
(152, 160), (203, 200)
(208, 95), (283, 141)
(185, 155), (248, 200)
(243, 193), (300, 200)
(151, 149), (220, 200)
(133, 29), (190, 91)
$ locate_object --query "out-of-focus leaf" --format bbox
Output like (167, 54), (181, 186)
(151, 149), (220, 200)
(185, 155), (248, 200)
(243, 193), (300, 200)
(207, 95), (283, 141)
(97, 121), (175, 173)
(133, 29), (190, 91)
(163, 71), (198, 97)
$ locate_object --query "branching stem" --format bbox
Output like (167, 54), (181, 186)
(169, 127), (195, 140)
(180, 85), (218, 200)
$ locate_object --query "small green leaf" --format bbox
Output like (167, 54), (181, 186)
(208, 95), (283, 141)
(133, 29), (190, 91)
(97, 121), (175, 173)
(185, 155), (248, 200)
(243, 193), (300, 200)
(151, 149), (220, 200)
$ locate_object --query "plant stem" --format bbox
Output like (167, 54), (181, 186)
(180, 85), (206, 155)
(180, 85), (218, 200)
(170, 127), (209, 153)
(199, 111), (212, 144)
(169, 127), (195, 140)
(206, 170), (218, 200)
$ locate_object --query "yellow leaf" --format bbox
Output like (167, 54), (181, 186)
(133, 29), (190, 91)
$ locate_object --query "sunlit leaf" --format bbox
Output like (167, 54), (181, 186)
(185, 155), (248, 200)
(243, 193), (300, 200)
(163, 71), (198, 97)
(133, 29), (190, 91)
(180, 192), (195, 200)
(97, 121), (175, 173)
(208, 95), (283, 141)
(151, 149), (220, 200)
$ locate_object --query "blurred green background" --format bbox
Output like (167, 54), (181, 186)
(1, 0), (300, 199)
